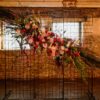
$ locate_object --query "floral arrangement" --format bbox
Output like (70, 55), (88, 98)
(14, 15), (87, 80)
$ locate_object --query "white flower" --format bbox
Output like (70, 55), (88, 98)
(61, 46), (65, 51)
(72, 40), (80, 47)
(66, 41), (71, 47)
(41, 27), (46, 34)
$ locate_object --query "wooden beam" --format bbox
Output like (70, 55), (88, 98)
(0, 1), (100, 7)
(77, 1), (100, 7)
(0, 1), (62, 7)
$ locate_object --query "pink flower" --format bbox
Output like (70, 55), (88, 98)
(50, 46), (57, 57)
(25, 23), (30, 29)
(60, 46), (65, 51)
(56, 34), (59, 37)
(28, 37), (34, 44)
(29, 21), (33, 24)
(61, 38), (64, 44)
(43, 43), (47, 49)
(60, 50), (64, 55)
(16, 29), (21, 35)
(38, 35), (43, 41)
(57, 37), (61, 42)
(42, 38), (45, 42)
(36, 42), (39, 45)
(47, 31), (51, 36)
(50, 38), (54, 43)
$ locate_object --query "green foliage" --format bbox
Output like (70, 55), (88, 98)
(73, 57), (87, 81)
(65, 56), (72, 63)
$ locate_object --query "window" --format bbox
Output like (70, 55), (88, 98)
(52, 22), (83, 41)
(3, 23), (30, 50)
(0, 21), (83, 50)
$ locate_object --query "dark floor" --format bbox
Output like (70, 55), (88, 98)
(0, 79), (100, 100)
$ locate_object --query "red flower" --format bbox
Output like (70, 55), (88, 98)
(47, 31), (55, 37)
(35, 44), (38, 49)
(38, 35), (43, 41)
(21, 29), (26, 33)
(54, 38), (57, 42)
(74, 52), (80, 57)
(66, 49), (71, 55)
(51, 32), (55, 37)
(61, 39), (64, 45)
(57, 38), (61, 42)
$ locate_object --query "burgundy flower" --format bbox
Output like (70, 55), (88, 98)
(66, 49), (71, 55)
(54, 38), (57, 42)
(50, 32), (55, 37)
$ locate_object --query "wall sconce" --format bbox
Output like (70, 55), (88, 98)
(62, 0), (77, 7)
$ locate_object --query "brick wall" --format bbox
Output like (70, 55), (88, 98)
(0, 50), (98, 80)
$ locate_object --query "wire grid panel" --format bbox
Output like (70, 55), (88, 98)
(0, 8), (94, 100)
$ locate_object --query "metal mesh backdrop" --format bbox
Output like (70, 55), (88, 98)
(0, 8), (95, 100)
